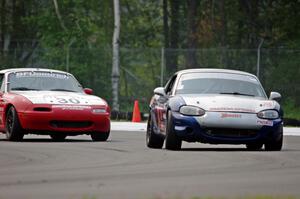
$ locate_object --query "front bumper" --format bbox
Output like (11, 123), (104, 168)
(171, 111), (283, 144)
(18, 104), (110, 134)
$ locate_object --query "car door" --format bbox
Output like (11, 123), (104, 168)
(155, 75), (177, 135)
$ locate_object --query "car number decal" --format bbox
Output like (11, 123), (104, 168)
(56, 97), (80, 104)
(260, 101), (274, 108)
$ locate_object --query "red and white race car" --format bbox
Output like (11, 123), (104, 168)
(0, 68), (110, 141)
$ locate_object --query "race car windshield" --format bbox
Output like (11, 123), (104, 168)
(8, 71), (83, 92)
(176, 72), (266, 98)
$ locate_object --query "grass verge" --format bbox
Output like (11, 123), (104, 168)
(283, 99), (300, 120)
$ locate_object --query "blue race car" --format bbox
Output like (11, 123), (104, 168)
(146, 69), (283, 150)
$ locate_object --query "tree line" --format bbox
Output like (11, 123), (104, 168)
(0, 0), (299, 112)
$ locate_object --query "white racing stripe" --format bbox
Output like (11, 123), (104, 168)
(111, 122), (300, 136)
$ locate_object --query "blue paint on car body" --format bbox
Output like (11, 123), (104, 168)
(170, 111), (283, 144)
(168, 96), (186, 111)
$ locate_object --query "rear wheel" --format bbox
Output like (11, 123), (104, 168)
(6, 106), (24, 141)
(246, 143), (263, 151)
(146, 116), (164, 149)
(165, 111), (182, 150)
(50, 134), (67, 141)
(91, 131), (110, 141)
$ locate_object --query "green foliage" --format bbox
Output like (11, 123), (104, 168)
(120, 0), (163, 48)
(283, 99), (300, 120)
(0, 0), (299, 117)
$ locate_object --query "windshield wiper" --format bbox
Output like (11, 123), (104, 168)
(11, 87), (39, 91)
(219, 92), (254, 97)
(50, 88), (77, 92)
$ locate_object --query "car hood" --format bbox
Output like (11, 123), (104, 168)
(12, 91), (107, 106)
(180, 94), (277, 113)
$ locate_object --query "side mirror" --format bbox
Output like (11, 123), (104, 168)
(84, 88), (93, 95)
(269, 92), (281, 101)
(154, 87), (166, 97)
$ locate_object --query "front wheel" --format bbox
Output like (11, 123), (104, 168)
(165, 111), (182, 150)
(146, 116), (164, 149)
(6, 106), (24, 141)
(265, 134), (283, 151)
(91, 131), (110, 141)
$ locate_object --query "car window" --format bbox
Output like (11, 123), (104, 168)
(165, 75), (177, 95)
(0, 74), (5, 92)
(7, 71), (83, 92)
(176, 72), (266, 98)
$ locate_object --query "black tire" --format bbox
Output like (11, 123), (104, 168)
(146, 116), (164, 149)
(6, 106), (24, 141)
(91, 131), (110, 141)
(246, 143), (263, 151)
(165, 111), (182, 150)
(50, 134), (67, 141)
(265, 133), (283, 151)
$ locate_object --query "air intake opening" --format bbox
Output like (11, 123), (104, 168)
(50, 121), (93, 128)
(33, 107), (52, 112)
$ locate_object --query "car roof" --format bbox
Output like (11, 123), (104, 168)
(0, 68), (71, 75)
(175, 68), (257, 78)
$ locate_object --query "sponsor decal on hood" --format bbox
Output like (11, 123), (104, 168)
(220, 113), (242, 118)
(181, 94), (276, 113)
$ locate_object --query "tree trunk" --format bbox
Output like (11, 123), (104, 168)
(112, 0), (120, 111)
(1, 0), (6, 54)
(163, 0), (170, 80)
(219, 0), (227, 67)
(186, 0), (199, 68)
(219, 0), (226, 47)
(163, 0), (169, 49)
(166, 0), (180, 76)
(2, 0), (13, 56)
(53, 0), (67, 32)
(239, 0), (259, 48)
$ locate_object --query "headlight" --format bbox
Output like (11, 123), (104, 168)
(179, 106), (205, 116)
(257, 110), (279, 119)
(92, 108), (107, 114)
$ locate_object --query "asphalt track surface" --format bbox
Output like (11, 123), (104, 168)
(0, 128), (300, 199)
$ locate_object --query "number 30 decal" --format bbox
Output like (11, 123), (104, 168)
(57, 98), (80, 104)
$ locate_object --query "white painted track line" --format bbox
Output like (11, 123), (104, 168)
(284, 127), (300, 136)
(111, 122), (300, 136)
(111, 122), (147, 132)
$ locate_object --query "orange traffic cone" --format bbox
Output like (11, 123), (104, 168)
(132, 100), (141, 122)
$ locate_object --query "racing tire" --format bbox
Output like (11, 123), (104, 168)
(91, 131), (110, 141)
(265, 133), (283, 151)
(6, 106), (24, 141)
(165, 111), (182, 150)
(50, 134), (67, 142)
(246, 143), (263, 151)
(146, 116), (164, 149)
